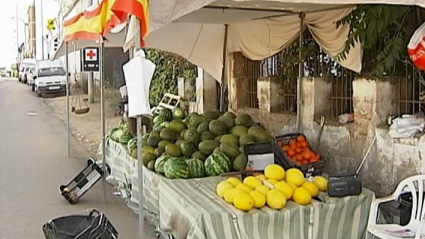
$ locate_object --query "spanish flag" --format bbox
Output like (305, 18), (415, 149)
(110, 0), (150, 46)
(63, 0), (110, 42)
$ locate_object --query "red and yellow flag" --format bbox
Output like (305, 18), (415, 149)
(63, 0), (110, 42)
(110, 0), (150, 46)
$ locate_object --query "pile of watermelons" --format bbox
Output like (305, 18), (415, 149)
(125, 107), (273, 179)
(108, 120), (134, 145)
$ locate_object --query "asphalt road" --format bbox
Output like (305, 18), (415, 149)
(0, 78), (155, 239)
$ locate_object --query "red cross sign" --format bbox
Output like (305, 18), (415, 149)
(84, 48), (98, 61)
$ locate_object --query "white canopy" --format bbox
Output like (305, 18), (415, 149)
(53, 0), (425, 82)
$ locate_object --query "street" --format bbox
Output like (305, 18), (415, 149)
(0, 78), (154, 239)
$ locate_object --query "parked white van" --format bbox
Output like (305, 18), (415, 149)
(18, 58), (36, 83)
(31, 59), (69, 97)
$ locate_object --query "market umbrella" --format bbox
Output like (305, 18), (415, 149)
(60, 0), (128, 204)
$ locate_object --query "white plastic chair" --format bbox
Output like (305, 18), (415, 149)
(367, 175), (425, 239)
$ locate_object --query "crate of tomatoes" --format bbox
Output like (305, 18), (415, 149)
(274, 133), (326, 177)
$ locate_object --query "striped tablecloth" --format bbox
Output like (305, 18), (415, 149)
(159, 177), (374, 239)
(98, 138), (162, 216)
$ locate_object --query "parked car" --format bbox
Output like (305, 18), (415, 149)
(32, 59), (70, 97)
(18, 58), (36, 83)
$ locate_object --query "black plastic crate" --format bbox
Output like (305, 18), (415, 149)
(42, 209), (118, 239)
(59, 159), (110, 204)
(274, 133), (326, 177)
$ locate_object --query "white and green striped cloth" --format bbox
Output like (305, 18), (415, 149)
(100, 139), (374, 239)
(159, 177), (374, 239)
(99, 138), (162, 216)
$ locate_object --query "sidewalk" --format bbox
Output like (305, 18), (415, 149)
(41, 94), (158, 239)
(43, 94), (122, 157)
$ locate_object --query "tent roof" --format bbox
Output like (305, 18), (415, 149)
(52, 0), (425, 59)
(150, 0), (425, 31)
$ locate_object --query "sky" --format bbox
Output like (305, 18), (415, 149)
(0, 0), (60, 68)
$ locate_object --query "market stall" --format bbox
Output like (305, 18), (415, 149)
(51, 1), (425, 239)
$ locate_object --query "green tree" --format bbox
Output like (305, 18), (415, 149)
(337, 5), (425, 76)
(146, 49), (197, 106)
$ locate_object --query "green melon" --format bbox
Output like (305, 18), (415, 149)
(218, 115), (234, 130)
(147, 134), (161, 147)
(209, 120), (227, 136)
(203, 110), (221, 120)
(233, 154), (247, 171)
(230, 125), (248, 137)
(220, 134), (239, 146)
(191, 151), (207, 161)
(172, 107), (186, 120)
(220, 142), (241, 160)
(204, 153), (232, 176)
(147, 160), (156, 171)
(180, 141), (196, 157)
(188, 115), (206, 128)
(175, 139), (185, 147)
(165, 144), (182, 157)
(223, 112), (236, 119)
(186, 158), (205, 178)
(169, 120), (186, 133)
(235, 114), (253, 127)
(213, 147), (222, 154)
(184, 128), (200, 144)
(142, 152), (156, 166)
(158, 140), (172, 149)
(160, 129), (175, 141)
(248, 125), (270, 142)
(197, 122), (210, 134)
(198, 140), (220, 155)
(239, 134), (256, 147)
(201, 131), (215, 141)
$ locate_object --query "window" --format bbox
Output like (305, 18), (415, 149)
(38, 67), (66, 77)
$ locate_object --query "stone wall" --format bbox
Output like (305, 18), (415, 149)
(227, 53), (425, 197)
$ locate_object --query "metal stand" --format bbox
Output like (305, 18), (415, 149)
(65, 42), (70, 158)
(99, 38), (107, 204)
(134, 18), (146, 239)
(296, 13), (305, 132)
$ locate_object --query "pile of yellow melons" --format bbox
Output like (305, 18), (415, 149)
(215, 164), (329, 211)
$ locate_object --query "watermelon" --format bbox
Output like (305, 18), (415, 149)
(111, 129), (124, 142)
(186, 158), (205, 178)
(108, 127), (119, 138)
(160, 109), (173, 121)
(164, 158), (191, 179)
(154, 155), (173, 174)
(153, 115), (167, 125)
(204, 153), (231, 176)
(127, 137), (137, 152)
(119, 134), (132, 144)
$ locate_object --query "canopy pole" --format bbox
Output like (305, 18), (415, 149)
(100, 38), (107, 204)
(135, 18), (145, 239)
(65, 42), (70, 158)
(296, 12), (305, 132)
(220, 24), (229, 112)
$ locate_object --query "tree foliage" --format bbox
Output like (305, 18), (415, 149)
(145, 49), (197, 106)
(337, 5), (424, 76)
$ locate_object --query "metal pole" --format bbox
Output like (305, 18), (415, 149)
(296, 13), (305, 132)
(65, 42), (70, 158)
(40, 0), (45, 60)
(15, 3), (19, 57)
(100, 38), (107, 204)
(220, 24), (229, 112)
(135, 18), (145, 239)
